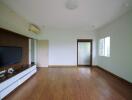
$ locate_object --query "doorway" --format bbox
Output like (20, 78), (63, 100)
(37, 40), (49, 67)
(77, 39), (92, 66)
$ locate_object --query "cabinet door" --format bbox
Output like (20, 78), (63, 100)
(0, 81), (19, 99)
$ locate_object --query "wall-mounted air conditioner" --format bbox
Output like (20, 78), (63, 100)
(28, 24), (40, 34)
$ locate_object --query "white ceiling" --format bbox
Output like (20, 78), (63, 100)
(1, 0), (132, 32)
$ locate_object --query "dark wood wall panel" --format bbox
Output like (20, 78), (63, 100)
(0, 28), (29, 65)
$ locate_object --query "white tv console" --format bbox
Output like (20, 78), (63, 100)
(0, 65), (37, 100)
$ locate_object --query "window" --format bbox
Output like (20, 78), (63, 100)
(99, 36), (110, 57)
(99, 38), (105, 56)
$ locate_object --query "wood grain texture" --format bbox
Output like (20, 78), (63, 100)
(0, 28), (29, 65)
(4, 67), (132, 100)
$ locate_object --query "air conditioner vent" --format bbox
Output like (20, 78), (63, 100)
(28, 24), (40, 34)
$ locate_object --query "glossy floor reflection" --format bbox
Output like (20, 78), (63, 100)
(4, 67), (132, 100)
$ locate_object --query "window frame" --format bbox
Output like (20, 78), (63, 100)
(99, 36), (110, 57)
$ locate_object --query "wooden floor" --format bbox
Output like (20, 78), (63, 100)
(4, 67), (132, 100)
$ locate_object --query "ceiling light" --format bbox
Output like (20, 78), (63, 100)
(65, 0), (79, 10)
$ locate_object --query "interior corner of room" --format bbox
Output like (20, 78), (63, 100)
(0, 0), (132, 99)
(0, 0), (132, 83)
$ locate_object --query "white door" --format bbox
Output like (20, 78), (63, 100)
(37, 40), (49, 67)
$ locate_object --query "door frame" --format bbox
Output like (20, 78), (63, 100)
(77, 39), (93, 67)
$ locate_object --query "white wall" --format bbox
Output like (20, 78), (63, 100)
(0, 2), (38, 39)
(96, 11), (132, 82)
(1, 1), (132, 83)
(38, 31), (97, 66)
(0, 2), (97, 66)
